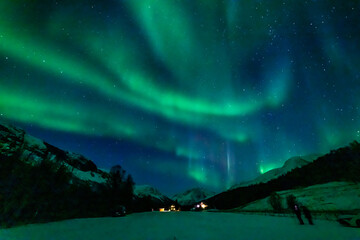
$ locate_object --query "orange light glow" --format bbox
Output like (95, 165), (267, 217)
(200, 202), (208, 209)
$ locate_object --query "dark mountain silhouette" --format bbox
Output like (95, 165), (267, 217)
(0, 123), (173, 227)
(205, 141), (360, 210)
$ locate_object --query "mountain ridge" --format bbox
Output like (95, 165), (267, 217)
(229, 154), (321, 190)
(0, 122), (108, 185)
(0, 122), (174, 212)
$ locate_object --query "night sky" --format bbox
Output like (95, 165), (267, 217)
(1, 0), (360, 195)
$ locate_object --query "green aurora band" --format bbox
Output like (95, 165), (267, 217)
(1, 0), (360, 193)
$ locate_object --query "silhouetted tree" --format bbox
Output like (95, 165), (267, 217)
(286, 194), (297, 210)
(268, 192), (282, 212)
(124, 175), (135, 208)
(110, 165), (126, 182)
(107, 165), (135, 210)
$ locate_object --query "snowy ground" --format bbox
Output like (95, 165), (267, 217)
(0, 212), (359, 240)
(238, 182), (360, 213)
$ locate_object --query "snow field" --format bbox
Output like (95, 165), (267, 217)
(0, 212), (359, 240)
(239, 182), (360, 212)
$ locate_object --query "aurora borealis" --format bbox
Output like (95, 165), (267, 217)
(1, 0), (360, 195)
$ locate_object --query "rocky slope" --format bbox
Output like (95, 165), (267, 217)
(0, 123), (108, 184)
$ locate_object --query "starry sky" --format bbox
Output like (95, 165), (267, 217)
(1, 0), (360, 195)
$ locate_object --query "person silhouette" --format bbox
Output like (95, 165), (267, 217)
(302, 206), (313, 225)
(294, 204), (304, 225)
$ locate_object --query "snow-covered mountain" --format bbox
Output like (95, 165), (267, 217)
(230, 154), (321, 190)
(134, 185), (169, 201)
(172, 188), (216, 206)
(0, 122), (175, 207)
(134, 185), (175, 208)
(0, 123), (108, 184)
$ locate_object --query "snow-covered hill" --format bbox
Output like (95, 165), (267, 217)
(236, 181), (360, 212)
(0, 123), (108, 184)
(230, 154), (320, 190)
(172, 188), (216, 206)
